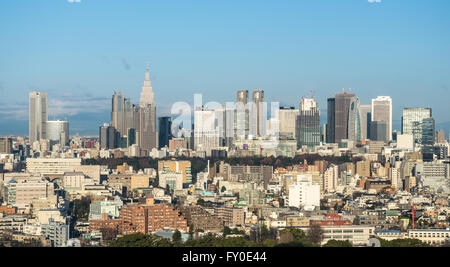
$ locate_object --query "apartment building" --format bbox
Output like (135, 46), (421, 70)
(26, 158), (82, 176)
(119, 198), (188, 234)
(407, 229), (450, 246)
(321, 225), (375, 246)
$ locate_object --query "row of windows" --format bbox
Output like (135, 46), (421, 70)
(409, 233), (450, 238)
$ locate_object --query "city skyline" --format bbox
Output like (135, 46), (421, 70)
(1, 1), (450, 250)
(1, 0), (450, 135)
(3, 74), (450, 137)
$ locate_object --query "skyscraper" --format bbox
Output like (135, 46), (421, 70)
(29, 92), (48, 143)
(45, 120), (69, 146)
(296, 98), (320, 149)
(138, 63), (157, 152)
(402, 108), (432, 144)
(251, 89), (265, 137)
(0, 137), (13, 154)
(326, 90), (361, 143)
(279, 107), (299, 139)
(369, 121), (387, 142)
(194, 107), (220, 155)
(359, 104), (372, 140)
(326, 98), (335, 143)
(436, 129), (446, 144)
(99, 124), (118, 150)
(372, 96), (392, 141)
(235, 90), (250, 139)
(158, 117), (173, 149)
(111, 92), (138, 137)
(421, 118), (435, 145)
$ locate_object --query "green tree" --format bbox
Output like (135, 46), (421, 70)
(323, 240), (352, 247)
(385, 238), (430, 247)
(223, 226), (232, 237)
(307, 224), (324, 245)
(172, 230), (182, 244)
(109, 233), (173, 247)
(262, 239), (277, 247)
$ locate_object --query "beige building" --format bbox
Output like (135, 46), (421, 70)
(158, 160), (192, 184)
(356, 161), (371, 178)
(215, 207), (245, 227)
(278, 107), (299, 139)
(37, 209), (66, 224)
(407, 229), (450, 246)
(321, 225), (375, 246)
(63, 172), (94, 191)
(286, 216), (310, 227)
(159, 171), (183, 191)
(130, 175), (151, 191)
(26, 158), (82, 176)
(5, 178), (55, 205)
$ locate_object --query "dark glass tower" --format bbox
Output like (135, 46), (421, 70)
(327, 91), (361, 143)
(369, 121), (387, 142)
(99, 124), (118, 149)
(421, 118), (435, 145)
(158, 117), (173, 149)
(326, 98), (335, 143)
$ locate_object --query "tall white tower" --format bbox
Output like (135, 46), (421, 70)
(140, 62), (155, 106)
(138, 63), (157, 152)
(29, 92), (48, 143)
(372, 96), (392, 141)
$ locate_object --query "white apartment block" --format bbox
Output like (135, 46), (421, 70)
(288, 175), (320, 211)
(407, 229), (450, 246)
(322, 225), (375, 246)
(26, 158), (82, 176)
(159, 171), (183, 191)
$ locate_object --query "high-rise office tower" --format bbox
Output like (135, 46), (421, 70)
(251, 89), (265, 137)
(127, 128), (136, 147)
(326, 90), (361, 143)
(372, 96), (392, 141)
(138, 63), (157, 152)
(359, 104), (372, 140)
(158, 117), (173, 149)
(111, 92), (138, 137)
(29, 92), (48, 143)
(421, 118), (435, 145)
(279, 107), (299, 139)
(235, 90), (250, 139)
(326, 98), (335, 143)
(402, 108), (432, 144)
(369, 121), (387, 142)
(45, 120), (69, 146)
(296, 98), (320, 149)
(111, 92), (125, 136)
(99, 124), (118, 149)
(0, 137), (13, 154)
(194, 107), (220, 155)
(436, 129), (446, 144)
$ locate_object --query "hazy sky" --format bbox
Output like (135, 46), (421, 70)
(1, 0), (450, 135)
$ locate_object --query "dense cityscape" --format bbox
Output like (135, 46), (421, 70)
(0, 63), (449, 248)
(1, 1), (450, 254)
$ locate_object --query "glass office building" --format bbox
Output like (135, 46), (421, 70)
(402, 108), (432, 144)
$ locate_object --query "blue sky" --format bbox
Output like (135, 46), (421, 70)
(1, 0), (450, 135)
